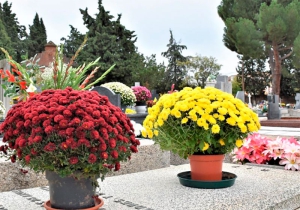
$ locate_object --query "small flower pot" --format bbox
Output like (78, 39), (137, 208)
(188, 154), (224, 181)
(135, 105), (147, 113)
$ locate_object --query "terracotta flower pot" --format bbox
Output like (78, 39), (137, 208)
(44, 197), (104, 210)
(188, 154), (224, 181)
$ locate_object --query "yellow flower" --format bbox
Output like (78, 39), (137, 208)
(219, 139), (225, 146)
(218, 115), (225, 121)
(157, 118), (164, 126)
(142, 129), (148, 137)
(181, 117), (188, 124)
(154, 130), (159, 136)
(218, 107), (227, 115)
(235, 139), (243, 148)
(226, 117), (236, 126)
(202, 142), (209, 151)
(211, 124), (220, 134)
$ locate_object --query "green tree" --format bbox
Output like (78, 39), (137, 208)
(161, 30), (187, 92)
(61, 25), (85, 60)
(70, 0), (142, 85)
(236, 56), (270, 101)
(231, 76), (242, 97)
(218, 0), (300, 96)
(179, 54), (221, 88)
(0, 1), (27, 61)
(131, 54), (166, 91)
(28, 13), (47, 58)
(0, 18), (12, 59)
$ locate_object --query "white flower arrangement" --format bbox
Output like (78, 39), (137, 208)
(130, 120), (145, 137)
(101, 82), (136, 106)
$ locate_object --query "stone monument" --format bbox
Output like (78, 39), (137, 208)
(295, 93), (300, 109)
(91, 86), (121, 108)
(214, 75), (232, 94)
(235, 91), (245, 103)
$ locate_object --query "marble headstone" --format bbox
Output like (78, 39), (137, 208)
(267, 94), (280, 119)
(295, 93), (300, 109)
(91, 86), (121, 108)
(235, 91), (245, 103)
(214, 75), (232, 94)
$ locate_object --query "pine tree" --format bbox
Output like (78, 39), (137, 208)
(0, 18), (13, 59)
(0, 1), (27, 61)
(28, 13), (47, 58)
(71, 0), (142, 85)
(161, 30), (187, 91)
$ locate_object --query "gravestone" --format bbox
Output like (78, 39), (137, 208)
(267, 94), (280, 119)
(295, 93), (300, 109)
(91, 86), (121, 108)
(151, 89), (159, 100)
(235, 91), (245, 103)
(214, 75), (232, 94)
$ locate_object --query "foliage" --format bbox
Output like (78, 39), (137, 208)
(179, 54), (221, 88)
(231, 76), (242, 96)
(0, 1), (27, 62)
(0, 18), (12, 59)
(218, 0), (300, 96)
(28, 13), (47, 58)
(101, 82), (136, 106)
(131, 54), (166, 91)
(233, 133), (300, 171)
(0, 88), (140, 182)
(236, 55), (270, 96)
(142, 87), (260, 159)
(131, 86), (152, 102)
(0, 38), (114, 100)
(61, 0), (142, 85)
(161, 30), (187, 92)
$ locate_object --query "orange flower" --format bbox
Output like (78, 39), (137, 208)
(19, 81), (27, 90)
(12, 68), (22, 77)
(6, 70), (15, 82)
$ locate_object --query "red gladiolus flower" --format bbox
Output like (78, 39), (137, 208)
(88, 154), (97, 163)
(24, 155), (30, 164)
(69, 157), (79, 165)
(111, 150), (118, 159)
(19, 81), (27, 90)
(100, 152), (108, 160)
(6, 70), (15, 82)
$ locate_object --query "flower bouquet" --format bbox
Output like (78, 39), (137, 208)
(101, 82), (136, 106)
(233, 133), (300, 170)
(142, 87), (260, 182)
(131, 86), (152, 105)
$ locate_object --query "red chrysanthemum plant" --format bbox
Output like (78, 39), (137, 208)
(0, 88), (140, 184)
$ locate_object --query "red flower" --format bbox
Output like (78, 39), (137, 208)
(78, 138), (91, 147)
(114, 162), (120, 171)
(19, 81), (27, 90)
(109, 138), (116, 148)
(24, 155), (30, 164)
(66, 127), (75, 136)
(90, 130), (99, 139)
(111, 150), (118, 159)
(11, 155), (16, 163)
(6, 70), (15, 82)
(69, 157), (78, 165)
(63, 109), (72, 117)
(99, 143), (107, 151)
(31, 148), (38, 155)
(88, 154), (97, 163)
(60, 142), (68, 150)
(59, 120), (68, 128)
(44, 142), (56, 152)
(100, 152), (108, 159)
(45, 126), (54, 134)
(54, 115), (64, 123)
(33, 136), (42, 143)
(130, 145), (138, 153)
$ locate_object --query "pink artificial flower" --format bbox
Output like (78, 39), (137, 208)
(279, 153), (300, 171)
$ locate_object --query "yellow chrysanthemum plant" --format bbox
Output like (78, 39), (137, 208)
(142, 87), (261, 159)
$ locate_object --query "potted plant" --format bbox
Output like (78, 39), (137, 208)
(0, 39), (140, 209)
(101, 82), (136, 111)
(131, 86), (152, 113)
(142, 87), (260, 182)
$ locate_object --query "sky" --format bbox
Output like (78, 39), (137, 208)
(7, 0), (239, 76)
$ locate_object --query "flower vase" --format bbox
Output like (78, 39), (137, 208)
(135, 101), (147, 113)
(44, 171), (104, 210)
(188, 154), (224, 181)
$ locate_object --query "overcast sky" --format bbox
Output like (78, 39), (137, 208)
(7, 0), (239, 75)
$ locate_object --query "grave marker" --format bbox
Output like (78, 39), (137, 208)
(91, 86), (121, 108)
(295, 93), (300, 109)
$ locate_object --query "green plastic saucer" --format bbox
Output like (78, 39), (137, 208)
(177, 171), (237, 189)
